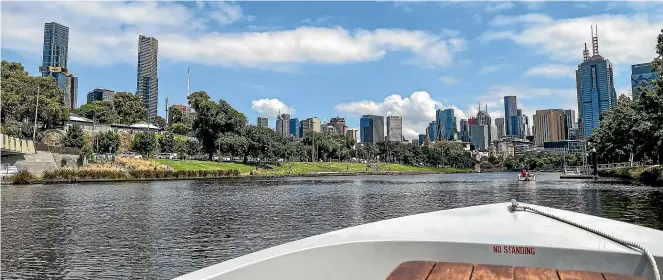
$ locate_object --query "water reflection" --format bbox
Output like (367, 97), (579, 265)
(2, 173), (661, 279)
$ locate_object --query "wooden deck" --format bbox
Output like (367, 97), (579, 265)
(385, 261), (647, 280)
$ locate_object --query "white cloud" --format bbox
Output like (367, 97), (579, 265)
(489, 13), (553, 26)
(522, 64), (575, 78)
(251, 98), (295, 117)
(334, 91), (448, 140)
(439, 76), (461, 85)
(1, 2), (467, 70)
(480, 13), (663, 65)
(479, 64), (504, 74)
(486, 1), (514, 12)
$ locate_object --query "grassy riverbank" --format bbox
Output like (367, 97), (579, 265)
(599, 165), (663, 186)
(2, 159), (473, 185)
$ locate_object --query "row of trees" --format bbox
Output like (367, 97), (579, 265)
(589, 29), (663, 164)
(76, 93), (153, 126)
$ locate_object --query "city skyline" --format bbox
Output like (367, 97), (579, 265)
(2, 1), (662, 140)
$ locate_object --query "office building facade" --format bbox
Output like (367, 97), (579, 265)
(289, 118), (300, 138)
(300, 117), (321, 137)
(533, 109), (567, 146)
(87, 88), (115, 104)
(576, 26), (617, 138)
(328, 117), (347, 136)
(504, 96), (518, 136)
(346, 129), (359, 143)
(459, 119), (470, 142)
(436, 108), (456, 141)
(495, 117), (506, 139)
(360, 115), (385, 143)
(386, 116), (403, 142)
(631, 63), (658, 100)
(470, 125), (489, 150)
(136, 35), (159, 121)
(428, 121), (437, 142)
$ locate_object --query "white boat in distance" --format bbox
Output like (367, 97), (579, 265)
(174, 200), (662, 280)
(518, 173), (536, 181)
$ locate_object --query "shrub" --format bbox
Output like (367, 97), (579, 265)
(9, 170), (36, 184)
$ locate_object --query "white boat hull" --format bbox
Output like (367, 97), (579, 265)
(174, 203), (663, 280)
(518, 174), (536, 181)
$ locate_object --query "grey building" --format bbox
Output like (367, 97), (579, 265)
(386, 116), (403, 142)
(495, 117), (506, 139)
(40, 22), (77, 109)
(470, 125), (489, 150)
(276, 114), (291, 137)
(257, 117), (269, 128)
(87, 88), (115, 104)
(563, 109), (576, 139)
(136, 35), (159, 121)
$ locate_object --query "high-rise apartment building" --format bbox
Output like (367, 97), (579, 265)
(136, 35), (159, 121)
(257, 117), (269, 128)
(360, 115), (384, 143)
(40, 22), (78, 109)
(276, 114), (291, 137)
(576, 26), (617, 138)
(631, 63), (658, 99)
(436, 108), (457, 141)
(533, 109), (567, 146)
(386, 116), (403, 142)
(495, 117), (506, 139)
(289, 118), (300, 138)
(87, 88), (115, 104)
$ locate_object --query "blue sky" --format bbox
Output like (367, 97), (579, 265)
(2, 1), (662, 139)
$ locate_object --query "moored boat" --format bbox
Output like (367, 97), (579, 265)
(518, 174), (536, 181)
(174, 200), (662, 280)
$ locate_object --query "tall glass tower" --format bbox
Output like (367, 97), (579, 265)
(40, 22), (77, 109)
(436, 108), (457, 141)
(576, 25), (616, 138)
(631, 63), (658, 100)
(137, 35), (159, 121)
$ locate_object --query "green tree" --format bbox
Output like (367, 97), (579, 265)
(62, 125), (84, 148)
(93, 131), (120, 153)
(132, 132), (157, 156)
(153, 116), (167, 130)
(169, 122), (192, 136)
(158, 133), (178, 153)
(1, 60), (70, 129)
(76, 101), (118, 124)
(113, 92), (146, 124)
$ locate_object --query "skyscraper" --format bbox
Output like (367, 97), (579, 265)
(436, 108), (457, 141)
(386, 116), (403, 142)
(533, 109), (567, 146)
(257, 117), (269, 128)
(576, 26), (617, 138)
(631, 63), (658, 99)
(329, 117), (347, 136)
(470, 125), (489, 150)
(428, 121), (437, 142)
(504, 96), (518, 136)
(360, 115), (385, 143)
(137, 35), (159, 121)
(289, 118), (300, 138)
(276, 114), (290, 137)
(459, 119), (470, 142)
(40, 22), (77, 109)
(476, 104), (492, 142)
(495, 117), (506, 139)
(563, 109), (576, 139)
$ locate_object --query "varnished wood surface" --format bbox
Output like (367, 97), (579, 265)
(386, 262), (648, 280)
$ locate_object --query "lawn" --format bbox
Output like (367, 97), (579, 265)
(153, 159), (255, 173)
(154, 160), (472, 175)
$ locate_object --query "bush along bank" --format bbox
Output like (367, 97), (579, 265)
(2, 168), (242, 185)
(599, 165), (663, 186)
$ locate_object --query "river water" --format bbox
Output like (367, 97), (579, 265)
(2, 172), (662, 279)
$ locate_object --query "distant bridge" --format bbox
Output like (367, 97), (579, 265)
(564, 161), (645, 174)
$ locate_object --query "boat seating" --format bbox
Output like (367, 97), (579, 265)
(385, 261), (646, 280)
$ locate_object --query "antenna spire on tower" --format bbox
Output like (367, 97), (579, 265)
(591, 25), (599, 56)
(583, 43), (590, 61)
